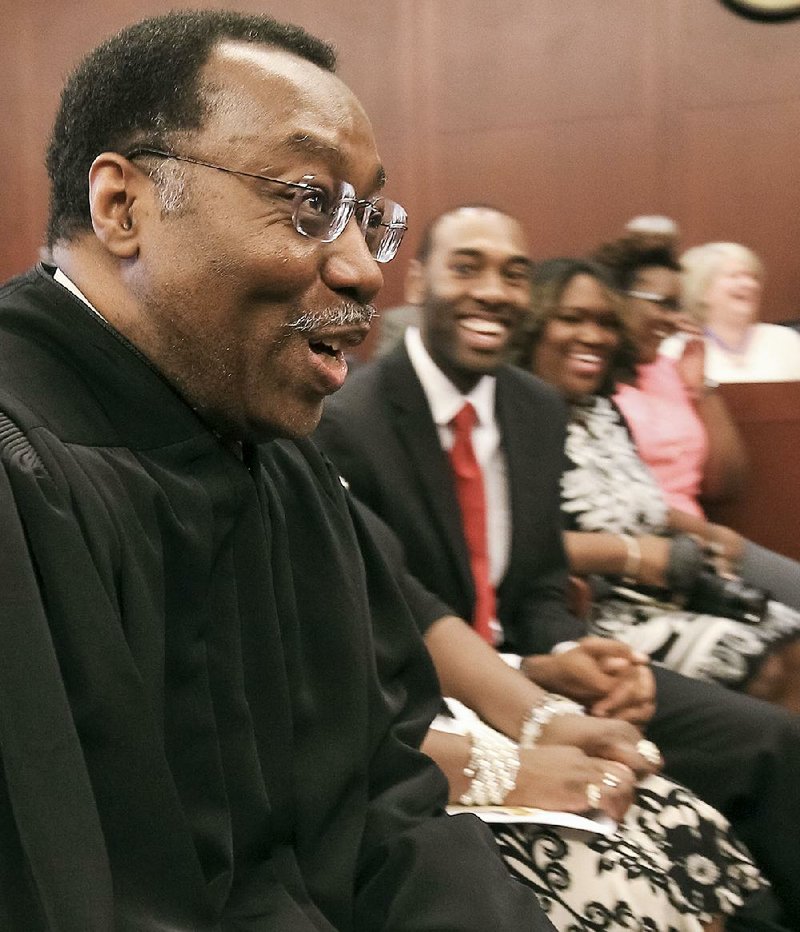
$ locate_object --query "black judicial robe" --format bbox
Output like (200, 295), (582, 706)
(0, 267), (552, 931)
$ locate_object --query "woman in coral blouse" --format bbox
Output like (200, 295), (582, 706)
(593, 231), (800, 616)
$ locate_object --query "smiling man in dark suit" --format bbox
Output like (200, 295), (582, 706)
(316, 204), (800, 928)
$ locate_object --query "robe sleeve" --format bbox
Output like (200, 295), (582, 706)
(351, 496), (455, 636)
(0, 447), (114, 930)
(344, 496), (555, 931)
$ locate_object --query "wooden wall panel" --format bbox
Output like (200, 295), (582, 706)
(676, 100), (800, 321)
(3, 0), (800, 322)
(422, 114), (662, 252)
(427, 1), (651, 132)
(707, 382), (800, 562)
(674, 1), (800, 109)
(671, 1), (800, 321)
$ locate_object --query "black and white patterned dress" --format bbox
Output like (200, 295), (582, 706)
(493, 774), (766, 930)
(438, 698), (768, 929)
(561, 396), (800, 689)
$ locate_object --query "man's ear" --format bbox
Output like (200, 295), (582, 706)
(88, 153), (145, 258)
(404, 258), (426, 305)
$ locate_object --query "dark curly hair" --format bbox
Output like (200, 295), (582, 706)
(46, 9), (336, 246)
(591, 231), (681, 292)
(589, 230), (681, 383)
(514, 257), (638, 397)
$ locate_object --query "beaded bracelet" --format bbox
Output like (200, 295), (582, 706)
(459, 720), (521, 806)
(519, 693), (585, 749)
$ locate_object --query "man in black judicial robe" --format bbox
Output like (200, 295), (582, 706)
(0, 12), (554, 931)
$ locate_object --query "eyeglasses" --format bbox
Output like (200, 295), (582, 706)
(625, 290), (682, 313)
(124, 146), (408, 263)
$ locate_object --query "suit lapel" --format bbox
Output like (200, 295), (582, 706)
(381, 347), (474, 596)
(496, 368), (552, 572)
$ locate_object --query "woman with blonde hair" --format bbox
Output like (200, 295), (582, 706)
(681, 241), (800, 383)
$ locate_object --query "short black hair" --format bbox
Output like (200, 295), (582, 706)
(46, 9), (336, 246)
(414, 203), (504, 262)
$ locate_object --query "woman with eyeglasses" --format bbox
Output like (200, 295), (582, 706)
(517, 257), (800, 713)
(593, 231), (748, 521)
(681, 241), (800, 384)
(595, 232), (800, 619)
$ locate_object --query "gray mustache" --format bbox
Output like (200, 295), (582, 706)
(287, 303), (377, 334)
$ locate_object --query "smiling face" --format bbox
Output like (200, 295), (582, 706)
(531, 273), (621, 400)
(99, 42), (387, 442)
(704, 256), (762, 330)
(625, 265), (681, 363)
(408, 207), (532, 393)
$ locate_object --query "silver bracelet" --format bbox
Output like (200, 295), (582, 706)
(459, 721), (520, 806)
(519, 693), (585, 749)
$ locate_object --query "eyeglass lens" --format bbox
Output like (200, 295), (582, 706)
(651, 296), (681, 312)
(291, 182), (406, 263)
(627, 290), (681, 312)
(358, 198), (408, 263)
(293, 181), (353, 242)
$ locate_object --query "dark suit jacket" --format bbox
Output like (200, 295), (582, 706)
(316, 342), (585, 653)
(318, 343), (800, 924)
(317, 346), (800, 927)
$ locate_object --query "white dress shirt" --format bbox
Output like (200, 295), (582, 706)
(53, 267), (108, 322)
(404, 326), (511, 589)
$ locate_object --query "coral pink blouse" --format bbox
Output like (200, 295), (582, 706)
(613, 354), (707, 518)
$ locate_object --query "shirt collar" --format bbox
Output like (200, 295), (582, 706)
(53, 267), (108, 322)
(404, 326), (496, 428)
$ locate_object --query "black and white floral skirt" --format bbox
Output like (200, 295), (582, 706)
(492, 775), (766, 930)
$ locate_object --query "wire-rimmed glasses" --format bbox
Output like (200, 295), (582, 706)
(625, 290), (682, 313)
(124, 146), (407, 263)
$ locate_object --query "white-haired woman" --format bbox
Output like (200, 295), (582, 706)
(681, 242), (800, 383)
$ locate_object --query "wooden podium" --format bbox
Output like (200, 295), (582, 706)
(705, 381), (800, 561)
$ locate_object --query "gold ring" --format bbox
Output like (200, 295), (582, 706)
(602, 771), (621, 789)
(586, 782), (602, 809)
(636, 738), (662, 766)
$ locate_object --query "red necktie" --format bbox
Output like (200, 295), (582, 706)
(448, 403), (496, 644)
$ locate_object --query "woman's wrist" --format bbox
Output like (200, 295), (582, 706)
(459, 721), (520, 806)
(704, 523), (744, 566)
(519, 693), (585, 748)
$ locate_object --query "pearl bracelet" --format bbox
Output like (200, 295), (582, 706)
(459, 720), (521, 806)
(519, 693), (585, 749)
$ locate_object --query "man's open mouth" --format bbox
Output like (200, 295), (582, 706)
(310, 338), (344, 359)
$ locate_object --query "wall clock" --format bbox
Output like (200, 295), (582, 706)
(722, 0), (800, 20)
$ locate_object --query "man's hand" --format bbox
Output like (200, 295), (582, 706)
(521, 637), (645, 701)
(590, 661), (656, 725)
(521, 637), (656, 726)
(508, 746), (635, 822)
(538, 714), (661, 777)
